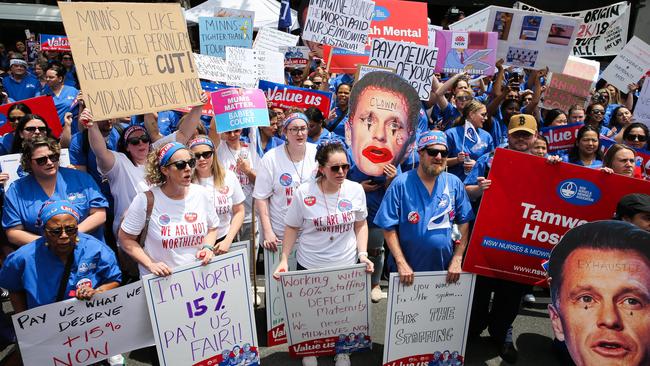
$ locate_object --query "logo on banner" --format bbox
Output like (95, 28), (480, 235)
(304, 196), (316, 206)
(439, 194), (450, 208)
(557, 179), (601, 206)
(184, 212), (198, 223)
(279, 173), (293, 187)
(408, 211), (420, 224)
(452, 33), (468, 49)
(374, 6), (390, 20)
(338, 199), (353, 212)
(158, 214), (171, 226)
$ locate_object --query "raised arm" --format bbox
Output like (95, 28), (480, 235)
(177, 92), (209, 145)
(83, 109), (116, 173)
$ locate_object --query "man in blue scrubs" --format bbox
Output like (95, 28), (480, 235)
(374, 130), (474, 284)
(2, 59), (39, 102)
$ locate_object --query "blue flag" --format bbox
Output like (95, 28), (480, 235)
(278, 0), (292, 31)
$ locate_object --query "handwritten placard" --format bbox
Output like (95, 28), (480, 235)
(193, 53), (227, 83)
(279, 264), (372, 358)
(634, 77), (650, 127)
(302, 0), (375, 53)
(542, 73), (592, 111)
(562, 56), (600, 83)
(199, 17), (252, 58)
(382, 272), (476, 366)
(369, 38), (438, 100)
(58, 2), (202, 120)
(253, 27), (299, 52)
(225, 47), (284, 88)
(143, 249), (259, 366)
(13, 282), (154, 366)
(211, 88), (270, 133)
(600, 36), (650, 91)
(264, 244), (298, 346)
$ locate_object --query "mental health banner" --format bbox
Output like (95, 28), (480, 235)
(199, 16), (253, 58)
(264, 244), (298, 346)
(13, 282), (154, 366)
(58, 2), (203, 120)
(142, 249), (259, 366)
(382, 272), (476, 366)
(513, 1), (631, 57)
(39, 34), (70, 51)
(211, 88), (270, 133)
(434, 30), (498, 76)
(463, 148), (650, 285)
(258, 80), (333, 118)
(279, 264), (371, 358)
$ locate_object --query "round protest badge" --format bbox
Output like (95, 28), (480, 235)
(304, 196), (316, 206)
(184, 212), (198, 223)
(75, 278), (92, 289)
(219, 186), (230, 195)
(407, 211), (420, 224)
(279, 173), (293, 187)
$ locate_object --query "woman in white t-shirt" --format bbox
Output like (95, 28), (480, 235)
(253, 112), (318, 251)
(273, 140), (373, 366)
(119, 141), (219, 277)
(189, 135), (245, 254)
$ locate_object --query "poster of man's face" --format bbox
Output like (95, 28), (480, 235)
(548, 221), (650, 366)
(345, 71), (419, 177)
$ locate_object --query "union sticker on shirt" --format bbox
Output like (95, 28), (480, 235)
(279, 173), (293, 186)
(304, 195), (316, 206)
(75, 278), (92, 289)
(219, 186), (230, 195)
(408, 211), (420, 224)
(184, 212), (198, 223)
(337, 199), (353, 212)
(67, 192), (87, 204)
(438, 193), (450, 208)
(158, 214), (171, 226)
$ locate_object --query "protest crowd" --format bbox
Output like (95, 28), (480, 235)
(0, 0), (649, 365)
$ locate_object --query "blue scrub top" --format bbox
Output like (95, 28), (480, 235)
(2, 74), (40, 102)
(2, 167), (109, 240)
(464, 151), (494, 186)
(440, 104), (460, 130)
(489, 116), (509, 147)
(130, 110), (180, 136)
(374, 170), (474, 272)
(445, 125), (495, 180)
(0, 233), (121, 309)
(561, 155), (603, 169)
(39, 84), (79, 131)
(327, 108), (348, 140)
(307, 128), (334, 144)
(0, 133), (13, 155)
(68, 128), (121, 199)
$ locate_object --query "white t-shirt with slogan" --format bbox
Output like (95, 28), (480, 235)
(198, 170), (245, 239)
(285, 179), (367, 269)
(121, 184), (219, 275)
(252, 144), (317, 239)
(217, 142), (255, 222)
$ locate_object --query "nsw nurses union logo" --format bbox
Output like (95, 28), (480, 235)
(279, 173), (293, 187)
(338, 199), (353, 212)
(438, 194), (450, 208)
(407, 211), (420, 224)
(158, 214), (171, 226)
(556, 179), (601, 206)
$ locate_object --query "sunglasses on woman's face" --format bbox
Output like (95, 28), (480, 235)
(167, 158), (196, 170)
(32, 153), (60, 166)
(626, 134), (647, 142)
(591, 110), (605, 115)
(24, 126), (48, 133)
(127, 135), (151, 145)
(327, 164), (350, 173)
(46, 225), (78, 237)
(194, 151), (214, 160)
(8, 115), (23, 122)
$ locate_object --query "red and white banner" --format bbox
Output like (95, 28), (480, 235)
(258, 80), (333, 118)
(0, 96), (63, 137)
(463, 148), (650, 285)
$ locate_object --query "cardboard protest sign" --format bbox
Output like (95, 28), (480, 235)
(428, 24), (442, 48)
(434, 30), (497, 76)
(58, 2), (203, 121)
(541, 73), (592, 111)
(450, 6), (580, 73)
(39, 34), (70, 51)
(264, 244), (298, 346)
(369, 38), (437, 99)
(355, 64), (395, 82)
(258, 80), (333, 118)
(0, 149), (70, 190)
(199, 17), (253, 58)
(211, 88), (270, 133)
(302, 0), (375, 53)
(13, 282), (154, 366)
(541, 123), (584, 152)
(253, 27), (299, 52)
(513, 1), (631, 57)
(324, 0), (428, 73)
(634, 77), (650, 127)
(0, 95), (63, 137)
(193, 53), (227, 83)
(280, 46), (310, 68)
(382, 272), (476, 366)
(600, 36), (650, 92)
(279, 264), (372, 358)
(143, 249), (259, 366)
(252, 49), (285, 85)
(562, 55), (600, 83)
(463, 148), (650, 285)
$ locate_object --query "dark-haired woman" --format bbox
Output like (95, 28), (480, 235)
(563, 125), (603, 169)
(621, 122), (648, 151)
(273, 140), (372, 366)
(584, 103), (612, 136)
(0, 103), (31, 154)
(543, 109), (568, 127)
(8, 114), (66, 154)
(2, 137), (107, 246)
(305, 106), (332, 143)
(39, 62), (80, 134)
(326, 83), (351, 139)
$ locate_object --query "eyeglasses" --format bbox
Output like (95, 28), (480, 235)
(8, 115), (23, 122)
(45, 225), (78, 237)
(24, 126), (48, 133)
(424, 148), (449, 158)
(326, 164), (350, 173)
(32, 153), (60, 166)
(194, 151), (214, 160)
(626, 134), (647, 142)
(166, 158), (196, 170)
(127, 135), (151, 145)
(456, 96), (473, 102)
(287, 127), (308, 135)
(591, 110), (605, 115)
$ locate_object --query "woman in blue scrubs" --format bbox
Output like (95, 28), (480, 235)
(3, 137), (108, 247)
(39, 62), (79, 133)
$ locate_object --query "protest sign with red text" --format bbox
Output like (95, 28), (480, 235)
(463, 148), (650, 286)
(258, 80), (332, 118)
(540, 122), (583, 151)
